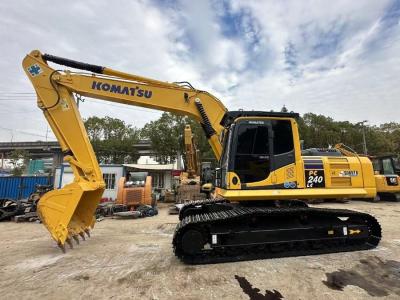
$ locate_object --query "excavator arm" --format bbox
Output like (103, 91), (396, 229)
(183, 125), (200, 178)
(22, 50), (227, 249)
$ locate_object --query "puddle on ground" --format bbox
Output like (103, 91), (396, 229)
(323, 256), (400, 297)
(235, 275), (283, 300)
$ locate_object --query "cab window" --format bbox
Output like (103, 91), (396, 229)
(272, 120), (294, 154)
(382, 158), (395, 175)
(233, 123), (270, 183)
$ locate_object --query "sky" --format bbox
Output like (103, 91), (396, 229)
(0, 0), (399, 142)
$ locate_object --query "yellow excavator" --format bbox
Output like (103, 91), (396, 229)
(174, 125), (202, 205)
(333, 144), (400, 201)
(181, 124), (213, 195)
(180, 125), (200, 184)
(22, 50), (381, 263)
(370, 154), (400, 201)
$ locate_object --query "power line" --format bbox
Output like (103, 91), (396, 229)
(0, 92), (36, 95)
(0, 97), (161, 115)
(0, 99), (37, 102)
(0, 95), (36, 97)
(0, 110), (38, 115)
(0, 125), (55, 139)
(0, 91), (36, 93)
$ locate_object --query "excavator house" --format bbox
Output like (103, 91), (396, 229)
(22, 50), (381, 264)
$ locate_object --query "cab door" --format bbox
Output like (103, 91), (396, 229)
(225, 119), (296, 189)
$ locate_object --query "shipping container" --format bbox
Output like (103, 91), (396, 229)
(0, 176), (53, 200)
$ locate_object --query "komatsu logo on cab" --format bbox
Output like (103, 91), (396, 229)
(91, 81), (153, 99)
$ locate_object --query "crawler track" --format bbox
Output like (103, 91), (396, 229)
(172, 200), (381, 264)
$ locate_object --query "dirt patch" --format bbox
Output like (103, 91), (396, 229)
(15, 254), (64, 271)
(73, 274), (90, 281)
(156, 223), (176, 234)
(323, 256), (400, 297)
(1, 202), (400, 299)
(117, 258), (172, 284)
(235, 275), (283, 300)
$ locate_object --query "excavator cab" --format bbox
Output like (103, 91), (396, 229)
(217, 111), (299, 192)
(372, 155), (400, 176)
(371, 155), (400, 201)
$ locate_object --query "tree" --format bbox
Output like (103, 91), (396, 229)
(9, 149), (29, 176)
(84, 116), (140, 164)
(141, 113), (189, 164)
(297, 113), (400, 158)
(141, 113), (215, 165)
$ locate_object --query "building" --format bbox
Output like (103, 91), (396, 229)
(54, 156), (180, 200)
(54, 164), (125, 200)
(123, 164), (175, 190)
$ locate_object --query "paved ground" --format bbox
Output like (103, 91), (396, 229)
(0, 201), (399, 300)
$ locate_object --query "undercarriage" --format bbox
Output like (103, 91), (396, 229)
(173, 199), (381, 264)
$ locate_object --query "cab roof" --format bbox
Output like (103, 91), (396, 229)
(220, 111), (300, 127)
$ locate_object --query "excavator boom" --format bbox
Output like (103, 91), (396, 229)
(22, 50), (227, 249)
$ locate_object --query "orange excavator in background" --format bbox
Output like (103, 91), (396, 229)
(116, 172), (152, 209)
(96, 172), (156, 218)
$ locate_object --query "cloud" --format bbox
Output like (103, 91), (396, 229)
(0, 0), (399, 142)
(225, 0), (400, 123)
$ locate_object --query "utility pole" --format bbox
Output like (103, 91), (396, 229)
(45, 126), (49, 142)
(359, 120), (368, 155)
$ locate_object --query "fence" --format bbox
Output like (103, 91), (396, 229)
(0, 176), (53, 200)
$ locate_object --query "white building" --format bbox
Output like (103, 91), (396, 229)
(54, 164), (125, 200)
(54, 156), (179, 200)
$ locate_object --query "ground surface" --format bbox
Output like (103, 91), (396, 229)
(0, 201), (399, 300)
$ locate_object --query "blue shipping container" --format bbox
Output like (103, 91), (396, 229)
(0, 176), (53, 200)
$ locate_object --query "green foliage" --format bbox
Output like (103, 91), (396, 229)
(9, 149), (29, 176)
(84, 116), (140, 164)
(141, 112), (214, 165)
(298, 113), (400, 157)
(85, 112), (400, 167)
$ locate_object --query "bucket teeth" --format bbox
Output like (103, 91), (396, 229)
(79, 232), (86, 241)
(57, 242), (66, 253)
(66, 237), (73, 249)
(72, 235), (80, 245)
(84, 229), (91, 238)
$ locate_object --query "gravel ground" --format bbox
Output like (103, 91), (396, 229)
(0, 201), (399, 300)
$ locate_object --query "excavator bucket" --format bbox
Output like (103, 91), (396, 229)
(37, 182), (104, 251)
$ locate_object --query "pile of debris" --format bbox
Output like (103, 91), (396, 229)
(0, 184), (52, 222)
(96, 202), (158, 220)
